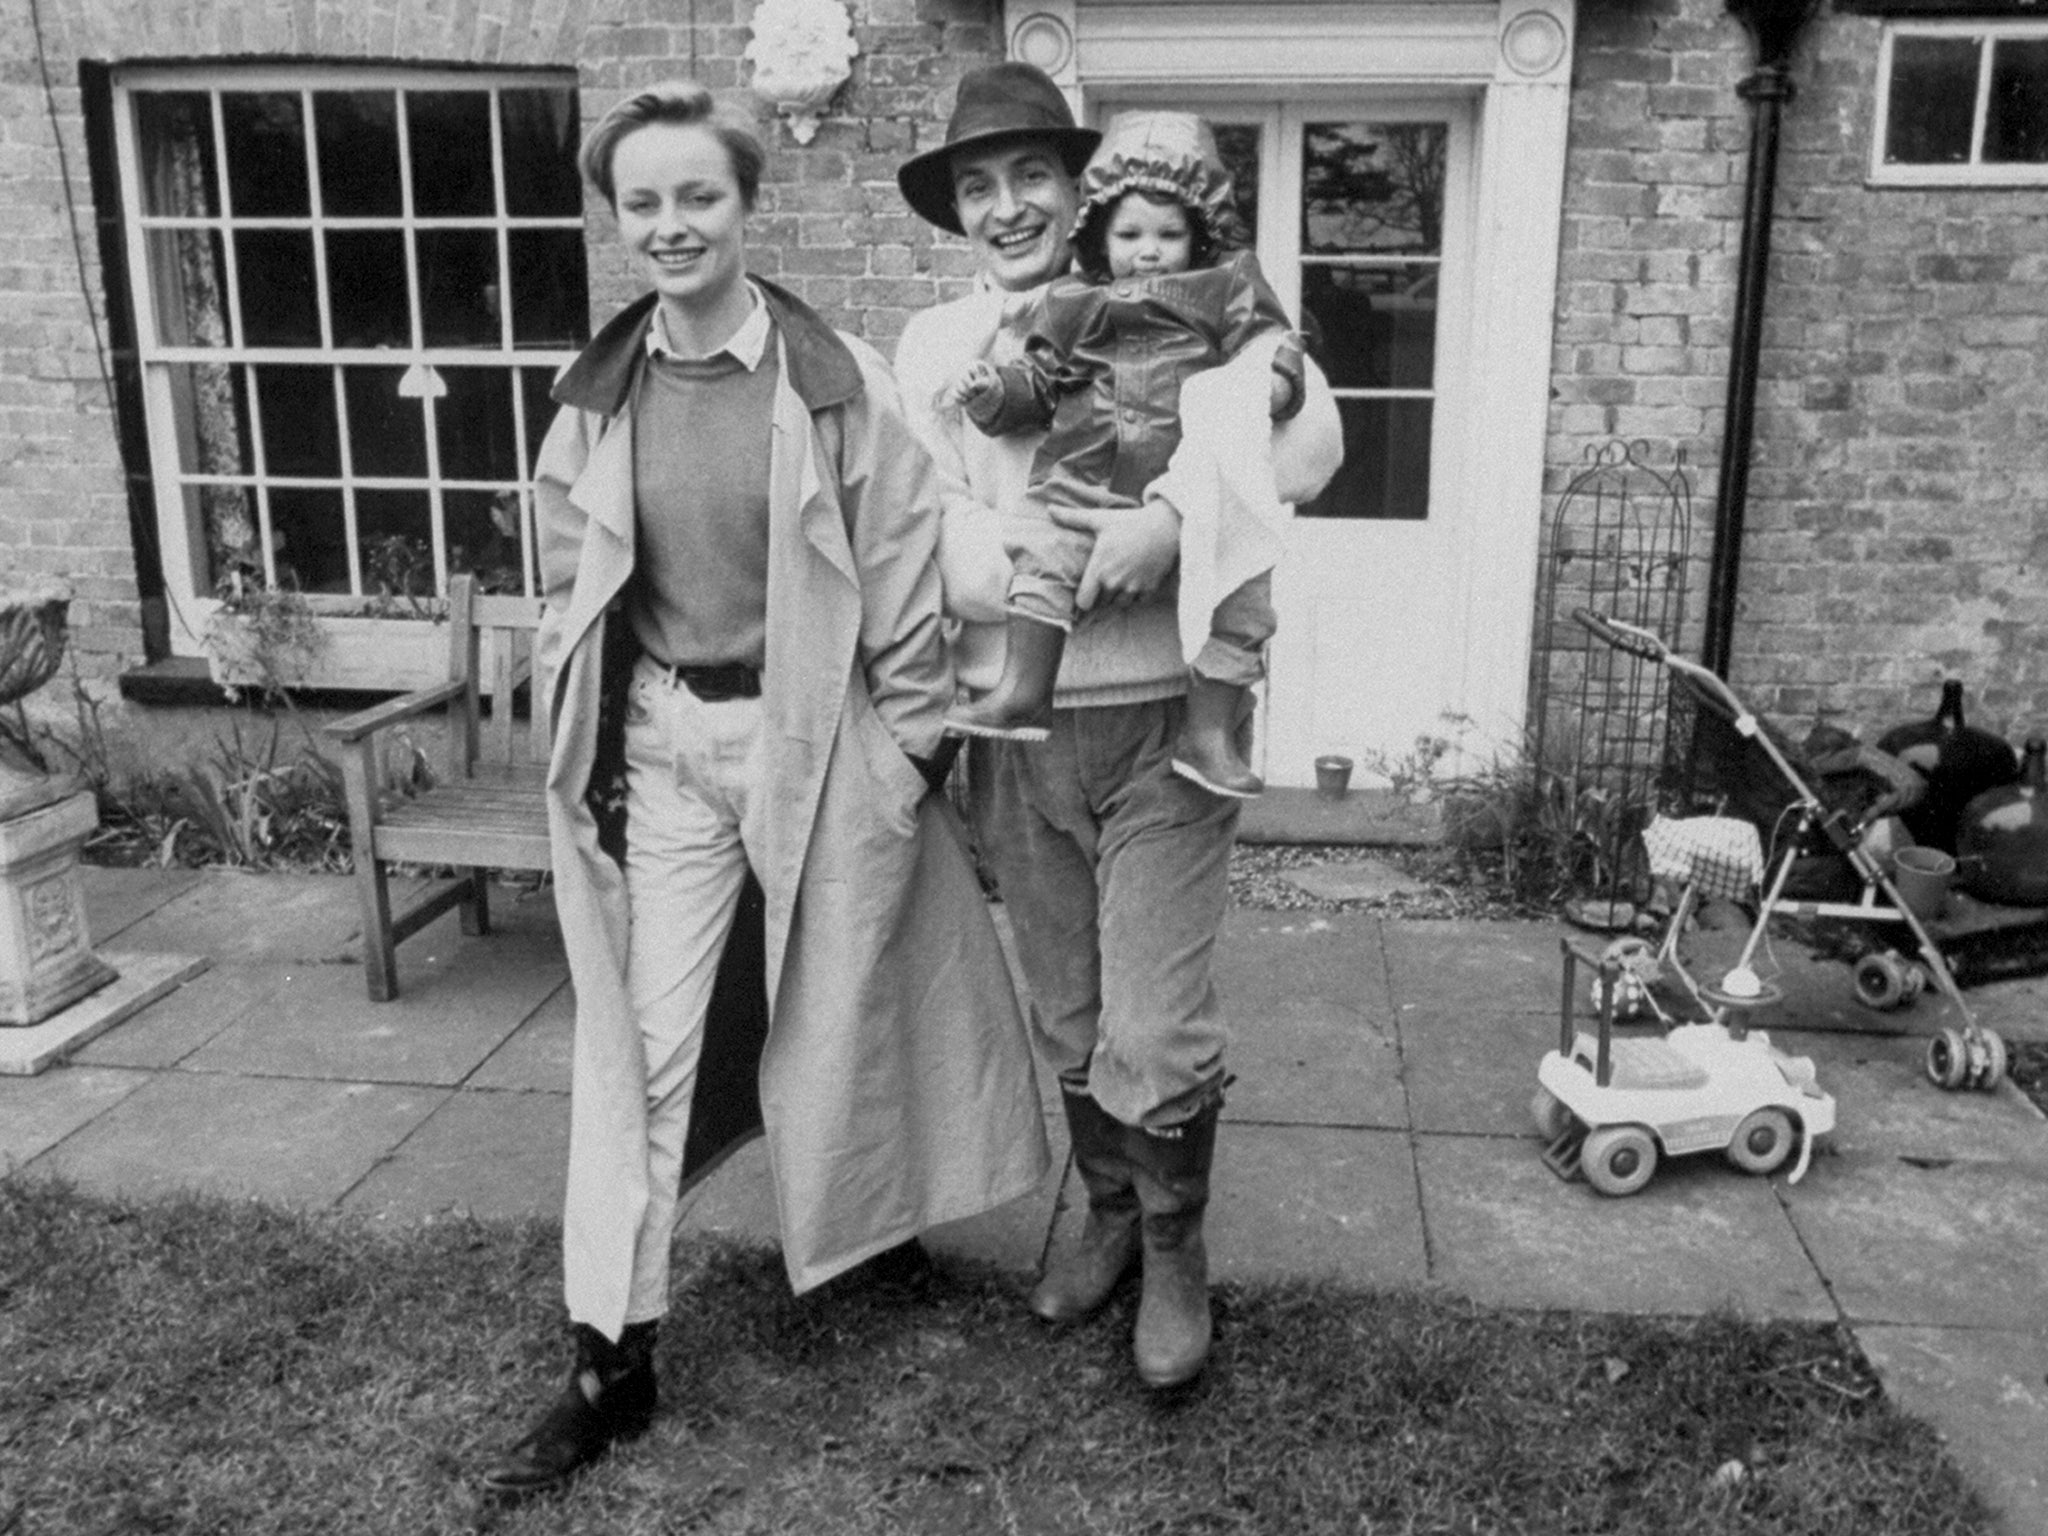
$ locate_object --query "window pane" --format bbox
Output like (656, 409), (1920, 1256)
(1302, 122), (1445, 257)
(1987, 37), (2048, 163)
(325, 230), (411, 347)
(509, 229), (590, 349)
(269, 486), (350, 592)
(221, 91), (309, 217)
(134, 92), (220, 218)
(446, 488), (528, 592)
(502, 88), (583, 216)
(343, 366), (428, 479)
(357, 492), (438, 605)
(418, 229), (502, 346)
(1212, 123), (1261, 244)
(1886, 36), (1980, 164)
(1302, 263), (1436, 390)
(1299, 398), (1431, 521)
(145, 228), (232, 347)
(315, 90), (402, 216)
(193, 483), (263, 586)
(235, 230), (320, 346)
(408, 92), (496, 216)
(253, 365), (340, 478)
(521, 367), (561, 473)
(166, 362), (253, 476)
(437, 367), (518, 480)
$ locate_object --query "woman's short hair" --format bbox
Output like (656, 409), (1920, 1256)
(579, 80), (768, 209)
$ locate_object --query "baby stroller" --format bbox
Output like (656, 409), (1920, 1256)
(1562, 608), (2008, 1095)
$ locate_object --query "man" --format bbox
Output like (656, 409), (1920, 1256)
(894, 63), (1340, 1389)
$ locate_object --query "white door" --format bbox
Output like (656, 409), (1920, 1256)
(1095, 96), (1480, 787)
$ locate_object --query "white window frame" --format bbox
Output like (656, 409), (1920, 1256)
(110, 64), (588, 671)
(1870, 18), (2048, 186)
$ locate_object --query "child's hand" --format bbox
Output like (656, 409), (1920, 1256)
(1267, 368), (1295, 418)
(940, 361), (1002, 413)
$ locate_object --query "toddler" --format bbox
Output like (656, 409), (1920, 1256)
(940, 109), (1303, 798)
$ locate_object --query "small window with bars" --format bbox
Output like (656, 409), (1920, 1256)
(1872, 19), (2048, 184)
(112, 66), (590, 655)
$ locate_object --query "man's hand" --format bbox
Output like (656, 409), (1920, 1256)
(1049, 497), (1181, 610)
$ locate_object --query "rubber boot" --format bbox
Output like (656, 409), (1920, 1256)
(1126, 1100), (1220, 1389)
(1170, 674), (1263, 798)
(481, 1319), (659, 1497)
(1028, 1089), (1142, 1323)
(945, 613), (1065, 742)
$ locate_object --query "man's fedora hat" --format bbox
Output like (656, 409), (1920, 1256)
(897, 63), (1101, 235)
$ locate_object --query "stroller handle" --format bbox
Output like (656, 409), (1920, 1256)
(1571, 607), (1668, 662)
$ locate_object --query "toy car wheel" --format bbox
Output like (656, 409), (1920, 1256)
(1725, 1107), (1796, 1175)
(1926, 1027), (1970, 1090)
(1581, 1124), (1658, 1197)
(1853, 951), (1908, 1011)
(1531, 1087), (1572, 1141)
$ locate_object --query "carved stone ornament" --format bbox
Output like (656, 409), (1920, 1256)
(745, 0), (860, 145)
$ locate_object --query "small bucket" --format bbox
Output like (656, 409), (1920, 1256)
(1314, 755), (1354, 799)
(1891, 845), (1956, 922)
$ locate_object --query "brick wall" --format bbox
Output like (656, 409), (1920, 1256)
(1555, 0), (2048, 747)
(0, 0), (993, 692)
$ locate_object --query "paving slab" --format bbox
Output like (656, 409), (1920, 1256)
(0, 951), (209, 1076)
(28, 1071), (449, 1207)
(79, 866), (205, 942)
(1416, 1133), (1835, 1320)
(1781, 1153), (2048, 1330)
(341, 1087), (569, 1223)
(1775, 1027), (2048, 1166)
(1282, 858), (1436, 902)
(0, 1063), (150, 1169)
(69, 962), (295, 1071)
(1855, 1325), (2048, 1536)
(178, 940), (565, 1086)
(1203, 1124), (1427, 1290)
(1219, 911), (1401, 1128)
(466, 980), (575, 1092)
(1401, 1006), (1569, 1137)
(109, 869), (374, 962)
(1382, 919), (1573, 1017)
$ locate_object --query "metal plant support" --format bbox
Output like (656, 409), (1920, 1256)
(1529, 441), (1693, 925)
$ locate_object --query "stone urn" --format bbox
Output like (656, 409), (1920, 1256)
(0, 583), (116, 1025)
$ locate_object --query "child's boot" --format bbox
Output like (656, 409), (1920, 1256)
(1171, 674), (1263, 798)
(945, 613), (1065, 742)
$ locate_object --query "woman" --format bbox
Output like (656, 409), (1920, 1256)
(483, 81), (1047, 1496)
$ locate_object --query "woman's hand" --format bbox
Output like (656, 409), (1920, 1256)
(1048, 496), (1181, 610)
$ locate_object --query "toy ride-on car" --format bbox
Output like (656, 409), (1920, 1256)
(1534, 939), (1837, 1196)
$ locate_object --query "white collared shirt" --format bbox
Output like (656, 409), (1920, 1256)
(644, 282), (772, 370)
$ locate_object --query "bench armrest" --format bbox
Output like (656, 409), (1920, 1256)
(324, 679), (468, 745)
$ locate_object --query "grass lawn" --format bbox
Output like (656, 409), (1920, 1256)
(0, 1179), (1990, 1536)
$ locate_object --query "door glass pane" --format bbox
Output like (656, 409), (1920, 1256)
(1987, 37), (2048, 162)
(315, 90), (402, 215)
(235, 230), (320, 346)
(437, 367), (518, 480)
(418, 229), (501, 346)
(221, 91), (309, 217)
(1303, 122), (1445, 256)
(134, 92), (220, 218)
(269, 486), (350, 591)
(1302, 264), (1436, 390)
(509, 229), (590, 348)
(253, 365), (340, 478)
(1300, 398), (1431, 521)
(1211, 123), (1261, 243)
(503, 87), (584, 216)
(1886, 36), (1980, 163)
(446, 489), (527, 592)
(145, 229), (231, 347)
(408, 92), (496, 216)
(326, 230), (411, 347)
(343, 366), (428, 478)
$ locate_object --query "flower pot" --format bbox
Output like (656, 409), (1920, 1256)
(1314, 755), (1353, 799)
(1890, 845), (1955, 923)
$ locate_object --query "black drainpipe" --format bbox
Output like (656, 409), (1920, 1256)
(1700, 0), (1824, 678)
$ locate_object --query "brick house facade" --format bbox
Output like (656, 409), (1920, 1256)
(3, 0), (2045, 782)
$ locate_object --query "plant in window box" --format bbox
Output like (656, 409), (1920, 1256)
(202, 568), (329, 703)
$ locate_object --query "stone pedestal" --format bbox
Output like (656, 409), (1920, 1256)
(0, 785), (117, 1025)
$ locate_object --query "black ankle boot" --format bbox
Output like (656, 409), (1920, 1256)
(480, 1320), (658, 1497)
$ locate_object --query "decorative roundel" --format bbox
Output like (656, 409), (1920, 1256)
(1502, 8), (1567, 78)
(1011, 12), (1075, 78)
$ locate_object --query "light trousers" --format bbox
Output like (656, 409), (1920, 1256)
(618, 653), (762, 1324)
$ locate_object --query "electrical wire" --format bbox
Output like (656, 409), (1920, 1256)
(28, 0), (118, 415)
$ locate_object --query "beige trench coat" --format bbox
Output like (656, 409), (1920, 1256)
(535, 282), (1049, 1337)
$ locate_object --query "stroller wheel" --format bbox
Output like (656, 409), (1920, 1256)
(1926, 1027), (1970, 1090)
(1853, 951), (1910, 1011)
(1970, 1028), (2008, 1092)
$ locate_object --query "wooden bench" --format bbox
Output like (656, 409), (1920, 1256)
(326, 575), (551, 1001)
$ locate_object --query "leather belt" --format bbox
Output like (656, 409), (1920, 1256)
(646, 658), (761, 701)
